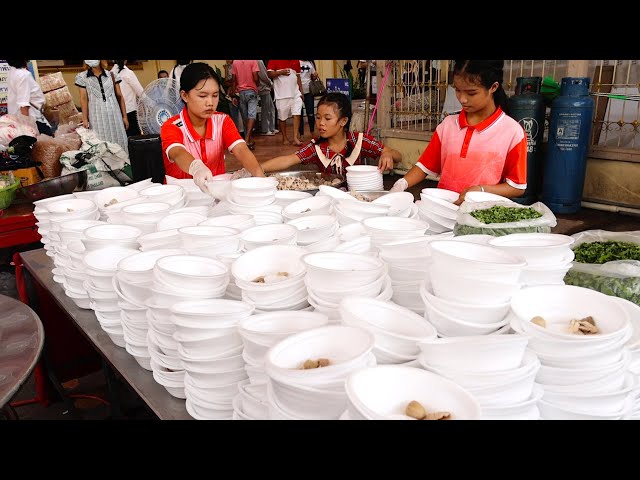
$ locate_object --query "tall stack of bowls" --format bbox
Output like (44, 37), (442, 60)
(417, 335), (541, 419)
(205, 173), (233, 201)
(488, 233), (575, 287)
(286, 214), (340, 252)
(302, 252), (391, 321)
(225, 177), (284, 225)
(146, 254), (231, 398)
(509, 285), (636, 419)
(333, 198), (390, 225)
(263, 325), (377, 419)
(282, 195), (333, 221)
(234, 311), (330, 419)
(165, 175), (215, 208)
(170, 298), (254, 420)
(422, 240), (527, 336)
(231, 245), (310, 313)
(240, 224), (298, 251)
(93, 186), (140, 222)
(343, 365), (481, 420)
(139, 184), (186, 210)
(345, 165), (383, 191)
(417, 188), (459, 234)
(339, 297), (437, 365)
(113, 248), (187, 370)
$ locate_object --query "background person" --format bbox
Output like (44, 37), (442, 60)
(111, 60), (144, 136)
(160, 62), (264, 193)
(390, 60), (527, 205)
(6, 58), (53, 136)
(158, 70), (169, 79)
(260, 92), (401, 175)
(298, 59), (318, 139)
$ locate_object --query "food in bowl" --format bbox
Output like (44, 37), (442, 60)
(530, 316), (546, 328)
(274, 173), (341, 191)
(252, 271), (289, 284)
(300, 358), (331, 369)
(405, 400), (451, 420)
(569, 316), (599, 335)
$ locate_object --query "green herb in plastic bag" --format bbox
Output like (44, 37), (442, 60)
(469, 205), (542, 224)
(573, 241), (640, 264)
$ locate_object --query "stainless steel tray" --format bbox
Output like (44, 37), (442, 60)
(349, 190), (390, 202)
(269, 171), (346, 193)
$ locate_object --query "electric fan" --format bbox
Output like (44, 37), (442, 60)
(136, 78), (183, 134)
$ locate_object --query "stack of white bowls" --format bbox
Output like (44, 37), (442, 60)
(333, 223), (376, 256)
(199, 213), (256, 232)
(282, 195), (333, 221)
(120, 202), (172, 235)
(286, 214), (340, 252)
(303, 251), (392, 321)
(343, 365), (481, 420)
(240, 224), (298, 251)
(263, 325), (377, 419)
(231, 245), (310, 313)
(165, 175), (215, 208)
(274, 190), (313, 207)
(234, 311), (330, 419)
(169, 298), (253, 420)
(417, 188), (459, 234)
(93, 186), (140, 221)
(333, 198), (390, 225)
(205, 173), (233, 201)
(417, 335), (542, 419)
(49, 219), (106, 295)
(345, 165), (383, 191)
(137, 228), (182, 251)
(488, 233), (575, 287)
(178, 225), (242, 257)
(362, 216), (429, 249)
(339, 297), (437, 365)
(83, 245), (140, 347)
(509, 285), (636, 420)
(113, 248), (186, 370)
(369, 191), (415, 217)
(155, 211), (207, 232)
(228, 177), (278, 207)
(139, 184), (186, 210)
(424, 240), (527, 337)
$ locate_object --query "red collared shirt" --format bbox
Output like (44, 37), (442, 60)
(161, 107), (244, 178)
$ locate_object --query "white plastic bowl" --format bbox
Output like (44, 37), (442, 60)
(231, 244), (307, 285)
(286, 215), (338, 245)
(240, 224), (298, 250)
(282, 195), (333, 219)
(303, 251), (386, 290)
(345, 365), (481, 420)
(488, 233), (575, 266)
(418, 335), (529, 373)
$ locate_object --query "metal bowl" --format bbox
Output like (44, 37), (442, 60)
(348, 190), (390, 202)
(269, 170), (346, 193)
(16, 170), (88, 202)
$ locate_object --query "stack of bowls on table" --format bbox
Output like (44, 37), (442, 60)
(82, 245), (141, 347)
(509, 285), (637, 420)
(155, 210), (207, 232)
(333, 223), (375, 256)
(205, 173), (233, 201)
(137, 228), (183, 251)
(49, 219), (106, 291)
(178, 225), (242, 257)
(169, 298), (254, 419)
(274, 190), (313, 208)
(165, 175), (215, 208)
(231, 245), (310, 313)
(113, 248), (187, 370)
(120, 202), (172, 235)
(124, 178), (154, 192)
(93, 186), (140, 221)
(417, 335), (541, 419)
(423, 240), (527, 337)
(146, 255), (231, 399)
(362, 216), (429, 250)
(199, 213), (256, 232)
(488, 233), (575, 287)
(417, 188), (459, 234)
(263, 325), (377, 419)
(282, 195), (333, 221)
(234, 311), (330, 419)
(369, 191), (415, 217)
(230, 176), (278, 205)
(62, 240), (91, 308)
(139, 184), (187, 210)
(343, 365), (481, 420)
(36, 198), (100, 259)
(303, 251), (392, 321)
(333, 198), (390, 225)
(345, 165), (383, 191)
(240, 223), (298, 251)
(286, 214), (340, 252)
(339, 297), (437, 365)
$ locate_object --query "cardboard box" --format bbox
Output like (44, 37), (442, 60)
(12, 167), (41, 187)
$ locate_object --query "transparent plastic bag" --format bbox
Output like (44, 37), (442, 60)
(564, 229), (640, 305)
(453, 200), (557, 237)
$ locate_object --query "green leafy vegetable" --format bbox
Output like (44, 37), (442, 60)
(573, 241), (640, 264)
(453, 224), (551, 237)
(470, 206), (542, 224)
(564, 269), (640, 306)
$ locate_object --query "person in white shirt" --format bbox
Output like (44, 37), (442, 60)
(111, 60), (144, 136)
(6, 59), (53, 136)
(169, 60), (192, 89)
(298, 60), (318, 139)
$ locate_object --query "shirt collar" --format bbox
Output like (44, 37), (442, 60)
(86, 68), (108, 78)
(458, 106), (504, 132)
(180, 107), (213, 142)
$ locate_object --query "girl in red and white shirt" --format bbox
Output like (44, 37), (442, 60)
(160, 62), (264, 192)
(391, 60), (527, 205)
(260, 92), (401, 175)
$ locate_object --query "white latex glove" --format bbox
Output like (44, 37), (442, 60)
(389, 177), (408, 193)
(188, 159), (214, 194)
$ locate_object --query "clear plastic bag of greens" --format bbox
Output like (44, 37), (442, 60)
(563, 229), (640, 306)
(453, 200), (557, 237)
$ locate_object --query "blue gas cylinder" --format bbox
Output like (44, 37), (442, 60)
(508, 77), (546, 205)
(541, 77), (594, 214)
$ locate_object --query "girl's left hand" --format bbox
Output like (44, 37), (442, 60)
(123, 116), (129, 130)
(378, 156), (395, 172)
